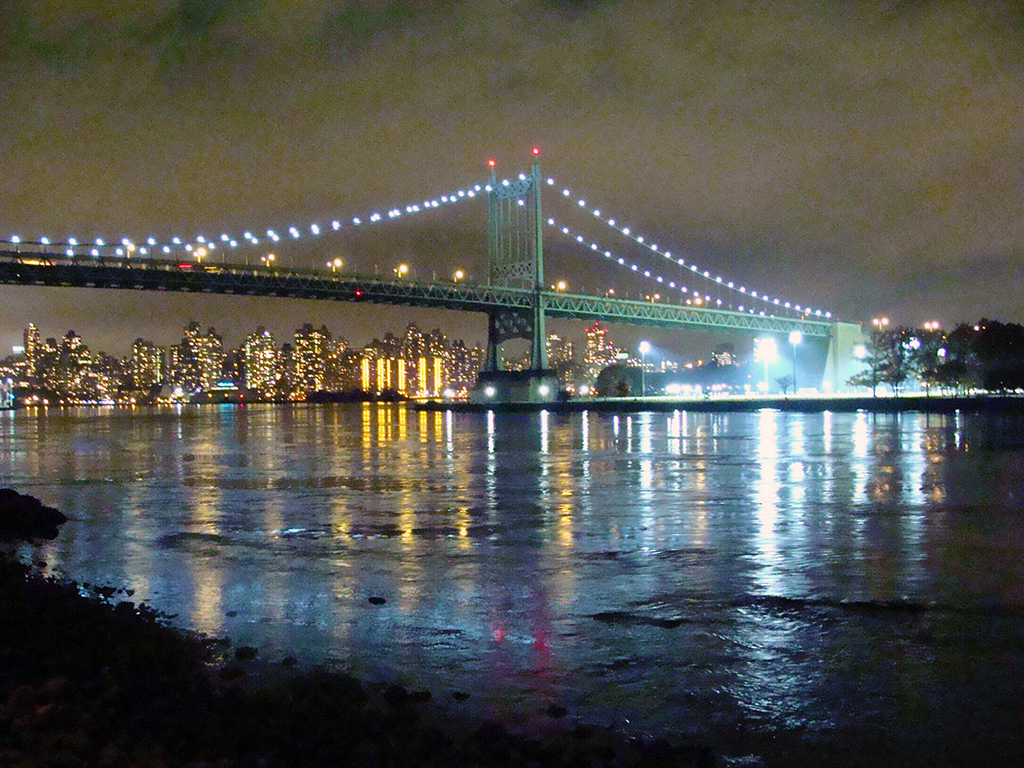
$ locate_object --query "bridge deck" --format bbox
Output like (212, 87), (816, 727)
(0, 251), (834, 337)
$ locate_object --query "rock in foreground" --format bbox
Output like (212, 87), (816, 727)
(0, 489), (68, 541)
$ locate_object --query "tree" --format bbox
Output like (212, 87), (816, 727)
(973, 320), (1024, 392)
(775, 374), (794, 395)
(909, 329), (947, 394)
(847, 326), (915, 395)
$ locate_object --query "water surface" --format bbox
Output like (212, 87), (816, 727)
(3, 405), (1022, 765)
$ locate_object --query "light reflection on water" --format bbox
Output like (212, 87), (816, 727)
(2, 405), (1024, 765)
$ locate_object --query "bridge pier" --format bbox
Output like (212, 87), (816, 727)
(471, 150), (559, 404)
(469, 369), (560, 404)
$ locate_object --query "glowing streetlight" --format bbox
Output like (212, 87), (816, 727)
(453, 269), (465, 283)
(327, 257), (344, 273)
(788, 330), (803, 394)
(194, 247), (208, 264)
(639, 340), (651, 397)
(260, 253), (276, 269)
(554, 280), (568, 292)
(394, 263), (409, 279)
(753, 337), (778, 394)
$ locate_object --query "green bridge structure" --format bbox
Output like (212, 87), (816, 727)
(0, 154), (862, 402)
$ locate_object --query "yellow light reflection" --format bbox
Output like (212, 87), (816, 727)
(397, 405), (407, 441)
(191, 569), (224, 637)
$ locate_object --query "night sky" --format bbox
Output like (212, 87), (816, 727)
(1, 0), (1022, 356)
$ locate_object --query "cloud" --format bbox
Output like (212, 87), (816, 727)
(1, 0), (1023, 347)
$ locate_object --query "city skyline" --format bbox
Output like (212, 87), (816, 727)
(2, 317), (657, 403)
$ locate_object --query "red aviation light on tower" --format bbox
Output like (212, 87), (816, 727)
(487, 158), (497, 169)
(531, 146), (541, 157)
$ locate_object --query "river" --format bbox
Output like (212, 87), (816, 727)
(2, 405), (1022, 766)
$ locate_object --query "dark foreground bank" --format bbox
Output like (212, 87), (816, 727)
(0, 554), (718, 767)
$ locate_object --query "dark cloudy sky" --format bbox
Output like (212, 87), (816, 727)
(1, 0), (1022, 355)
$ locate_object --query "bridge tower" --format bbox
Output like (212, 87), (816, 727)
(471, 149), (559, 403)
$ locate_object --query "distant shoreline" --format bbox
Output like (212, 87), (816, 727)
(7, 394), (1024, 416)
(415, 394), (1024, 414)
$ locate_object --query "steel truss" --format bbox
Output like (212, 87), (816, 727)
(0, 251), (833, 338)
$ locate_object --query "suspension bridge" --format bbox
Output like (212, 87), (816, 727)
(0, 149), (862, 402)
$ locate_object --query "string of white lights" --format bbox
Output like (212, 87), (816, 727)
(2, 179), (491, 259)
(544, 176), (832, 320)
(546, 216), (776, 316)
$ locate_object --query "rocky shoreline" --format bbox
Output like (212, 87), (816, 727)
(1, 492), (718, 768)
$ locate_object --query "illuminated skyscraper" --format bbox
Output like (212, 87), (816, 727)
(174, 322), (224, 392)
(129, 339), (163, 390)
(23, 323), (40, 382)
(547, 334), (574, 368)
(293, 323), (330, 394)
(244, 327), (277, 394)
(583, 321), (617, 381)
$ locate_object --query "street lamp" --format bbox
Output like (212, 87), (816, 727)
(753, 337), (778, 394)
(788, 330), (803, 394)
(260, 253), (276, 269)
(554, 280), (568, 292)
(327, 257), (343, 273)
(639, 340), (651, 397)
(453, 269), (465, 283)
(394, 263), (409, 279)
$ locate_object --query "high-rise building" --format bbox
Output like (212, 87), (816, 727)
(583, 321), (617, 381)
(49, 331), (95, 401)
(365, 332), (403, 394)
(244, 327), (277, 393)
(221, 347), (245, 387)
(403, 324), (428, 395)
(448, 341), (481, 394)
(129, 339), (163, 390)
(712, 343), (736, 367)
(294, 323), (330, 394)
(23, 323), (40, 382)
(547, 334), (575, 368)
(173, 322), (224, 392)
(324, 336), (351, 392)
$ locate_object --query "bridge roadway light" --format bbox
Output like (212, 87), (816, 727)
(394, 263), (409, 279)
(327, 257), (343, 273)
(261, 253), (276, 269)
(788, 330), (803, 393)
(453, 269), (465, 283)
(554, 280), (568, 292)
(639, 341), (651, 397)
